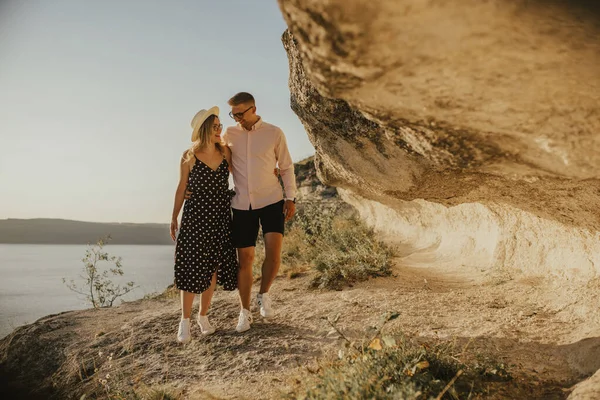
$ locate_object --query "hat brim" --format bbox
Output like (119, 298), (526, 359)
(191, 106), (220, 141)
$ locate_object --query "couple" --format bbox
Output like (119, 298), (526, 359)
(170, 92), (297, 343)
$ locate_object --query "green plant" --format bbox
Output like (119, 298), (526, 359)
(288, 201), (394, 290)
(250, 200), (393, 289)
(290, 313), (512, 400)
(63, 235), (137, 308)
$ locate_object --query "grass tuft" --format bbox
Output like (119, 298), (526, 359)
(290, 330), (512, 399)
(281, 201), (394, 290)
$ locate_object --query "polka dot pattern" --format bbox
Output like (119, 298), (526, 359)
(174, 156), (238, 294)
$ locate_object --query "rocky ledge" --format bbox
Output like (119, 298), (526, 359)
(278, 1), (600, 397)
(279, 0), (600, 285)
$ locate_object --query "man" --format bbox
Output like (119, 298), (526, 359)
(223, 92), (297, 332)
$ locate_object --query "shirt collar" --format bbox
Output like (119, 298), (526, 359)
(239, 116), (263, 131)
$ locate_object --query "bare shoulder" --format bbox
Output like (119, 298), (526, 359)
(181, 150), (194, 169)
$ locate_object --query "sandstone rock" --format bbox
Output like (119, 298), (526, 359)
(279, 0), (600, 178)
(279, 0), (600, 280)
(294, 156), (338, 202)
(279, 1), (600, 394)
(569, 369), (600, 400)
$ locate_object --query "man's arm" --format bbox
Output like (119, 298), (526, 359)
(275, 129), (297, 221)
(275, 129), (297, 201)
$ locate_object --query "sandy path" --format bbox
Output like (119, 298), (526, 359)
(3, 260), (599, 399)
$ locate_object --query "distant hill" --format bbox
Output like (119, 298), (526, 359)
(0, 219), (171, 245)
(0, 156), (332, 245)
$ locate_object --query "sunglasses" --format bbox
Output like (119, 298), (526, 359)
(229, 105), (254, 120)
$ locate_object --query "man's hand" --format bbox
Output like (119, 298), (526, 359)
(283, 200), (296, 222)
(170, 218), (178, 241)
(184, 187), (193, 200)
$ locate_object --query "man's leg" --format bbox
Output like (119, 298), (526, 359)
(237, 246), (255, 310)
(232, 207), (260, 312)
(260, 232), (283, 294)
(258, 200), (286, 295)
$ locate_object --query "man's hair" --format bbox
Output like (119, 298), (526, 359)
(228, 92), (255, 106)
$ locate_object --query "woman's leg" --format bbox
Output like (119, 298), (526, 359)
(180, 290), (195, 319)
(199, 271), (218, 316)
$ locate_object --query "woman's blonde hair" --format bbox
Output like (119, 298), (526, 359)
(185, 114), (221, 164)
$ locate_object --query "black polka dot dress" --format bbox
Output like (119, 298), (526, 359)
(174, 154), (238, 294)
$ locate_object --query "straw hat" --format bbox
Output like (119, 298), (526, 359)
(190, 106), (219, 141)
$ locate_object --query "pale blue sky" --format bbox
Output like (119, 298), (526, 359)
(0, 0), (314, 223)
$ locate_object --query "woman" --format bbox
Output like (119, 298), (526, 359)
(170, 106), (237, 343)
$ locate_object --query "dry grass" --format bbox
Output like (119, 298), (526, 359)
(252, 201), (394, 290)
(1, 269), (579, 399)
(288, 314), (513, 400)
(145, 284), (179, 301)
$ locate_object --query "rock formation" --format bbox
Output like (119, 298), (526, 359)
(279, 0), (600, 281)
(278, 1), (600, 396)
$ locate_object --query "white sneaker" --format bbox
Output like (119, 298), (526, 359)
(197, 315), (216, 335)
(257, 292), (274, 318)
(236, 308), (253, 333)
(177, 318), (191, 343)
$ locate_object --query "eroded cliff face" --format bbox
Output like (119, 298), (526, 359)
(279, 0), (600, 285)
(279, 4), (600, 393)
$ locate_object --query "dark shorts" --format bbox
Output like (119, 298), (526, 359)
(232, 200), (285, 248)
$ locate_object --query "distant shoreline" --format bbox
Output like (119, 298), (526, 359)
(1, 158), (319, 245)
(0, 218), (171, 245)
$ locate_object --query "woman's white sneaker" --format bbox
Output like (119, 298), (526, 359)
(257, 292), (273, 318)
(235, 308), (253, 332)
(197, 315), (216, 335)
(177, 318), (191, 343)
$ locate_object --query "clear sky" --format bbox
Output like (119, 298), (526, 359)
(0, 0), (315, 223)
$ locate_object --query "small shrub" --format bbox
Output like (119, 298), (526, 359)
(291, 330), (511, 399)
(250, 200), (393, 290)
(144, 284), (178, 300)
(289, 201), (394, 290)
(63, 235), (137, 308)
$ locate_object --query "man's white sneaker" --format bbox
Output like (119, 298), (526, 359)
(235, 308), (253, 333)
(257, 292), (274, 318)
(177, 318), (191, 343)
(197, 315), (216, 335)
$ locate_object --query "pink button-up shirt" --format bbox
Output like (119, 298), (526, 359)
(222, 118), (297, 210)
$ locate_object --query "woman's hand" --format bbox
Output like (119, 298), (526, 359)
(170, 218), (178, 241)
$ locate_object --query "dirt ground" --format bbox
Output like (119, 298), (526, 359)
(2, 259), (599, 399)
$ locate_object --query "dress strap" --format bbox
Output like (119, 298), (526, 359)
(215, 143), (226, 159)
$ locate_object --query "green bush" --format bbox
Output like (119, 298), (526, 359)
(250, 200), (393, 289)
(290, 201), (394, 290)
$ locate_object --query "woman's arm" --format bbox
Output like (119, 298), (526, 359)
(170, 152), (191, 241)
